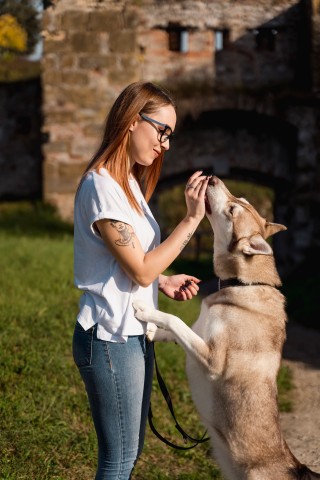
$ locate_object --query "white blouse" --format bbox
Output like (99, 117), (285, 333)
(74, 168), (161, 342)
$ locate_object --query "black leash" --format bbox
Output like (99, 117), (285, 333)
(148, 345), (210, 450)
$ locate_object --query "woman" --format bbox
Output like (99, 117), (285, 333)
(72, 81), (210, 480)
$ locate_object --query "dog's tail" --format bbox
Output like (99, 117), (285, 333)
(294, 464), (320, 479)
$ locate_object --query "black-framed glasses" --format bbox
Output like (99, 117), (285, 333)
(139, 113), (174, 143)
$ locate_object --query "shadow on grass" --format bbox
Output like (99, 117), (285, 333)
(0, 201), (73, 238)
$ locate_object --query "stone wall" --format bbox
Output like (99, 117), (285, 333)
(41, 0), (320, 274)
(41, 1), (142, 216)
(41, 0), (305, 219)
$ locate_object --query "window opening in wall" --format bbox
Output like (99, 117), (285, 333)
(167, 24), (189, 52)
(252, 28), (278, 51)
(214, 29), (229, 51)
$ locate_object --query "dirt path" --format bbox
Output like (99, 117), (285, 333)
(280, 321), (320, 471)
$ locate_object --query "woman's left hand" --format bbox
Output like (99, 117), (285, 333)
(159, 274), (201, 301)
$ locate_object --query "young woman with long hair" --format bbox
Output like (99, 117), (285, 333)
(72, 81), (209, 480)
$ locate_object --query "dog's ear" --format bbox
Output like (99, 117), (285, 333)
(242, 234), (273, 256)
(265, 222), (287, 238)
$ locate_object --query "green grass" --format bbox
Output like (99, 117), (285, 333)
(0, 201), (294, 479)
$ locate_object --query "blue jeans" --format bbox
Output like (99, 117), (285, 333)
(72, 321), (154, 480)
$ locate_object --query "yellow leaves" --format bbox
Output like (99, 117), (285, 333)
(0, 13), (27, 54)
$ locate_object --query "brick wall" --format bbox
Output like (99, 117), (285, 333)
(40, 0), (320, 274)
(41, 0), (305, 219)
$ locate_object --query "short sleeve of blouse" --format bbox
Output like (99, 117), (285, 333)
(79, 171), (133, 234)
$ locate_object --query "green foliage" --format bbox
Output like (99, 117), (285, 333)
(158, 184), (213, 259)
(0, 201), (294, 479)
(224, 179), (274, 221)
(276, 364), (293, 412)
(158, 180), (274, 230)
(157, 179), (274, 261)
(0, 1), (41, 81)
(0, 55), (40, 81)
(0, 201), (74, 238)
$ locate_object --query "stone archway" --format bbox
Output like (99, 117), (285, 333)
(154, 109), (299, 276)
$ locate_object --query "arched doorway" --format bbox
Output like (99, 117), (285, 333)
(153, 110), (298, 275)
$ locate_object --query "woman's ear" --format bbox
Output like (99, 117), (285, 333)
(129, 114), (140, 132)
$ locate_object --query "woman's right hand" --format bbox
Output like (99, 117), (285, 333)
(184, 171), (210, 220)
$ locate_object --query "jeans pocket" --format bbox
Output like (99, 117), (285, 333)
(72, 322), (94, 367)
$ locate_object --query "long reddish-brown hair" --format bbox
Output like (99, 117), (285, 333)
(80, 81), (176, 214)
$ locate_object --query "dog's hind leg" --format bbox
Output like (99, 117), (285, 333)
(133, 300), (211, 370)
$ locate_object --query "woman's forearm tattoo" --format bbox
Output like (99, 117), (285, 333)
(180, 231), (193, 251)
(110, 220), (135, 248)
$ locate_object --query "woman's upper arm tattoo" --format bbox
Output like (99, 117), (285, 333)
(110, 220), (135, 248)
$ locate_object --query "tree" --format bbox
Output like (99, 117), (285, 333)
(0, 0), (40, 55)
(0, 13), (28, 54)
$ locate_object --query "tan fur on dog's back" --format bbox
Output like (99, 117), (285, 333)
(189, 287), (288, 478)
(133, 176), (320, 480)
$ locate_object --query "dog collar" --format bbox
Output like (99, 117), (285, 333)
(218, 278), (273, 290)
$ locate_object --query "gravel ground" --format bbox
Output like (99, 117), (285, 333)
(280, 321), (320, 472)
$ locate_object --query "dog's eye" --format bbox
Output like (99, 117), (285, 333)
(229, 205), (235, 215)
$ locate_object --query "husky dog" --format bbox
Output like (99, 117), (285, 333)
(133, 176), (320, 480)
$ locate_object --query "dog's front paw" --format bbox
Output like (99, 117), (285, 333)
(146, 322), (158, 342)
(132, 299), (155, 324)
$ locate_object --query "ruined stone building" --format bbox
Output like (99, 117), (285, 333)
(1, 0), (320, 274)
